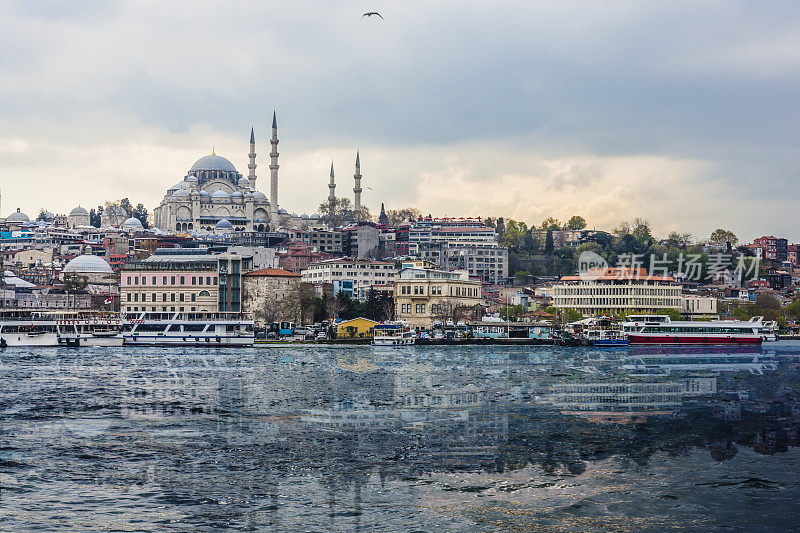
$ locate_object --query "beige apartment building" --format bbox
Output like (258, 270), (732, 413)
(394, 260), (482, 330)
(552, 267), (682, 317)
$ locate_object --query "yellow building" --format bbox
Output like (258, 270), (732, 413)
(394, 264), (482, 330)
(336, 317), (379, 339)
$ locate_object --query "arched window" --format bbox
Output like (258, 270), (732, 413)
(199, 290), (211, 297)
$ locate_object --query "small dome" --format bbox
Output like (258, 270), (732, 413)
(238, 177), (250, 187)
(301, 213), (309, 219)
(190, 154), (237, 172)
(169, 181), (187, 191)
(231, 191), (243, 199)
(290, 213), (298, 218)
(244, 191), (253, 198)
(278, 208), (288, 215)
(186, 175), (198, 182)
(171, 188), (190, 198)
(123, 217), (143, 229)
(211, 189), (230, 199)
(70, 206), (88, 216)
(310, 213), (320, 219)
(252, 191), (267, 200)
(198, 190), (210, 197)
(215, 219), (233, 229)
(62, 254), (113, 274)
(7, 208), (30, 222)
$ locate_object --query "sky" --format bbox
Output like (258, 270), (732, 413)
(0, 0), (798, 241)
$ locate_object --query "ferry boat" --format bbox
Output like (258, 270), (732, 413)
(123, 311), (255, 346)
(584, 328), (629, 347)
(372, 323), (416, 346)
(620, 315), (765, 345)
(0, 310), (124, 347)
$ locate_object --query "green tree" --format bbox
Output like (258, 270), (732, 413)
(545, 230), (554, 254)
(709, 229), (739, 246)
(385, 207), (421, 226)
(540, 217), (561, 231)
(566, 216), (587, 230)
(788, 299), (800, 322)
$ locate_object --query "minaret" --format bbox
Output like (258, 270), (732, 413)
(328, 161), (337, 221)
(269, 111), (279, 221)
(353, 150), (362, 220)
(248, 126), (257, 189)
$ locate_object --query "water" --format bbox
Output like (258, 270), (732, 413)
(1, 343), (800, 531)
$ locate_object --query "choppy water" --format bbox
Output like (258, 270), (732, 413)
(1, 343), (800, 531)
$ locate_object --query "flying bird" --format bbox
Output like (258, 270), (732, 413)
(361, 11), (383, 19)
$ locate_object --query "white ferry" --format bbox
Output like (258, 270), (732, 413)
(372, 323), (416, 346)
(621, 315), (764, 345)
(0, 310), (124, 347)
(123, 311), (255, 346)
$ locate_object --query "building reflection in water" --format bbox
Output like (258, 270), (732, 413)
(5, 343), (799, 529)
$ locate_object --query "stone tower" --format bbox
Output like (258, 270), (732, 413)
(328, 161), (336, 220)
(353, 150), (362, 219)
(248, 126), (257, 189)
(269, 111), (279, 223)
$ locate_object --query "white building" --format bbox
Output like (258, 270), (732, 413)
(301, 258), (397, 301)
(552, 268), (682, 317)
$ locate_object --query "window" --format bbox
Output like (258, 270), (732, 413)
(191, 293), (196, 302)
(199, 277), (204, 285)
(199, 290), (210, 297)
(126, 293), (131, 302)
(126, 276), (131, 285)
(180, 276), (185, 285)
(179, 293), (184, 302)
(151, 276), (156, 285)
(171, 293), (175, 302)
(191, 276), (196, 285)
(171, 276), (176, 285)
(162, 276), (167, 284)
(134, 277), (138, 285)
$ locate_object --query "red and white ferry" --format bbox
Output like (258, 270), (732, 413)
(621, 315), (766, 345)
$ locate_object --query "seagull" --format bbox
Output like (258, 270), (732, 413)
(361, 11), (383, 19)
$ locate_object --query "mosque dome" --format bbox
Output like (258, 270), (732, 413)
(62, 254), (113, 275)
(237, 177), (250, 187)
(6, 209), (30, 223)
(70, 206), (88, 216)
(123, 217), (143, 230)
(278, 208), (288, 215)
(198, 190), (210, 197)
(186, 175), (198, 183)
(215, 219), (233, 230)
(190, 154), (237, 173)
(252, 191), (267, 200)
(211, 189), (230, 199)
(231, 191), (243, 199)
(171, 188), (190, 198)
(169, 181), (187, 191)
(301, 213), (309, 219)
(290, 212), (298, 218)
(310, 213), (320, 220)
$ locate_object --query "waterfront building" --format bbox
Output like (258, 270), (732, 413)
(552, 267), (682, 318)
(301, 257), (397, 301)
(120, 248), (252, 314)
(336, 317), (379, 339)
(241, 268), (302, 327)
(394, 261), (482, 330)
(276, 241), (332, 273)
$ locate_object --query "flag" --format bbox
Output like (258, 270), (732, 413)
(104, 297), (113, 304)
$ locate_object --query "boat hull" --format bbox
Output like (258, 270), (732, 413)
(627, 334), (762, 345)
(372, 338), (416, 346)
(0, 333), (60, 347)
(124, 334), (254, 347)
(588, 339), (629, 347)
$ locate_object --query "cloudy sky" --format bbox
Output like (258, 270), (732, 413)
(1, 0), (798, 241)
